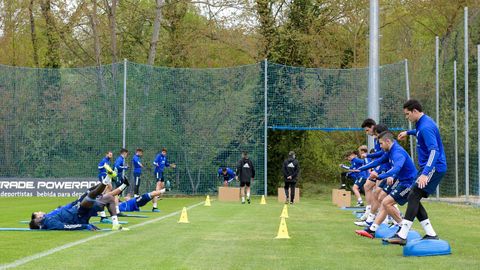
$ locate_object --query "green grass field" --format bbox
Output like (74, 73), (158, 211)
(0, 196), (479, 270)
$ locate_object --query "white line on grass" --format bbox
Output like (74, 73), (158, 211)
(0, 201), (205, 269)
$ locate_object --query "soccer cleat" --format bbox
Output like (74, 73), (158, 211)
(117, 212), (127, 217)
(383, 234), (407, 245)
(241, 201), (245, 204)
(357, 213), (368, 221)
(422, 234), (439, 240)
(290, 201), (294, 205)
(112, 224), (130, 231)
(247, 198), (251, 204)
(152, 207), (159, 212)
(354, 221), (371, 227)
(355, 228), (375, 239)
(285, 200), (289, 204)
(122, 177), (130, 186)
(356, 201), (364, 207)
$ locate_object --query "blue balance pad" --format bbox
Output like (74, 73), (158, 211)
(375, 224), (398, 239)
(403, 239), (451, 257)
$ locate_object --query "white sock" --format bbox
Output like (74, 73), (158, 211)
(99, 211), (106, 218)
(116, 205), (120, 214)
(118, 183), (127, 192)
(102, 175), (112, 185)
(247, 192), (250, 199)
(153, 203), (157, 208)
(366, 213), (376, 223)
(111, 215), (119, 226)
(357, 198), (363, 203)
(420, 219), (437, 237)
(382, 216), (389, 224)
(370, 223), (379, 231)
(397, 220), (413, 239)
(392, 218), (399, 225)
(365, 205), (371, 215)
(160, 188), (166, 194)
(242, 196), (245, 202)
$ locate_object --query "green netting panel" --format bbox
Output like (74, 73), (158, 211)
(125, 62), (265, 195)
(267, 61), (408, 130)
(0, 63), (123, 178)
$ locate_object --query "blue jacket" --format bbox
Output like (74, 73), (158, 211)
(367, 138), (384, 159)
(341, 157), (368, 179)
(114, 156), (128, 177)
(132, 154), (143, 174)
(41, 207), (90, 230)
(218, 168), (236, 181)
(98, 157), (111, 178)
(358, 141), (417, 186)
(407, 114), (447, 175)
(153, 154), (170, 173)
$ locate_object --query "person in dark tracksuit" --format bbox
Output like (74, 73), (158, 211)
(282, 151), (300, 204)
(236, 151), (255, 204)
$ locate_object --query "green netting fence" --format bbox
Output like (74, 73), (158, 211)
(0, 60), (408, 195)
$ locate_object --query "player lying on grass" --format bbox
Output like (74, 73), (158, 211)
(29, 172), (129, 231)
(109, 187), (166, 212)
(352, 131), (417, 238)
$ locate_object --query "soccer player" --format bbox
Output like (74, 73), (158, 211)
(236, 151), (255, 204)
(218, 167), (236, 187)
(385, 99), (447, 245)
(114, 148), (129, 213)
(132, 148), (144, 197)
(29, 173), (129, 231)
(340, 150), (367, 206)
(282, 151), (300, 204)
(353, 131), (417, 238)
(152, 148), (176, 211)
(97, 151), (114, 220)
(358, 124), (390, 222)
(110, 187), (166, 212)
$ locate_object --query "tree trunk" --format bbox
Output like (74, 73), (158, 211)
(28, 0), (40, 67)
(40, 0), (61, 68)
(105, 0), (118, 63)
(90, 0), (102, 67)
(147, 0), (164, 65)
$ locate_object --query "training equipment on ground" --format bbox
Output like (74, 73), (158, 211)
(109, 214), (148, 218)
(205, 195), (211, 206)
(218, 187), (240, 202)
(278, 187), (300, 203)
(340, 206), (365, 211)
(92, 220), (128, 225)
(260, 195), (267, 205)
(403, 239), (452, 257)
(280, 204), (289, 218)
(332, 189), (351, 207)
(275, 217), (290, 239)
(178, 207), (189, 223)
(0, 228), (112, 232)
(139, 209), (160, 213)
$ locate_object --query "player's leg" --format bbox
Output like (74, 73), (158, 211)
(152, 179), (163, 211)
(246, 182), (251, 204)
(240, 182), (246, 204)
(361, 180), (376, 220)
(356, 195), (393, 238)
(96, 194), (128, 230)
(352, 182), (363, 206)
(223, 180), (228, 187)
(284, 181), (290, 203)
(134, 173), (141, 197)
(289, 181), (296, 204)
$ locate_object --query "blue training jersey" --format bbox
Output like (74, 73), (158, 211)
(407, 114), (447, 175)
(218, 167), (236, 181)
(153, 154), (170, 173)
(132, 154), (143, 174)
(358, 141), (417, 186)
(98, 157), (111, 178)
(41, 207), (90, 230)
(114, 156), (128, 177)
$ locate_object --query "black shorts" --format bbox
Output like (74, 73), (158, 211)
(240, 181), (251, 187)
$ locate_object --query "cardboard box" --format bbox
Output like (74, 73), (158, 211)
(218, 187), (240, 202)
(278, 187), (300, 203)
(332, 189), (351, 207)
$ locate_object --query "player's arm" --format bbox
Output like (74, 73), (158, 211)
(420, 129), (441, 176)
(377, 152), (406, 180)
(282, 160), (288, 177)
(356, 153), (388, 172)
(366, 150), (384, 159)
(291, 160), (300, 179)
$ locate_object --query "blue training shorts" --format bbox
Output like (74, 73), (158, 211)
(354, 177), (366, 188)
(413, 169), (446, 196)
(155, 171), (164, 182)
(389, 182), (411, 206)
(381, 179), (397, 194)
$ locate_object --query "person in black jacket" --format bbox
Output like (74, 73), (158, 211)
(235, 151), (255, 204)
(282, 151), (300, 204)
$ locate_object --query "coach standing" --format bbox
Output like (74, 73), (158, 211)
(282, 151), (300, 204)
(236, 151), (255, 204)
